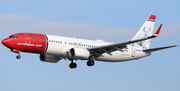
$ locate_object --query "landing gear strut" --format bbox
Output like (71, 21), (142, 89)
(69, 59), (77, 69)
(11, 49), (21, 59)
(87, 56), (95, 66)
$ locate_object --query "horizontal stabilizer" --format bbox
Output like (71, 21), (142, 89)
(143, 45), (178, 53)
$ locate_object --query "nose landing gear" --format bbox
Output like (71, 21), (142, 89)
(16, 54), (21, 59)
(11, 49), (21, 59)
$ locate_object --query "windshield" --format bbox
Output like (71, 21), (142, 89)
(9, 36), (19, 38)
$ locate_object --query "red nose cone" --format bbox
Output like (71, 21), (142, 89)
(2, 39), (6, 45)
(1, 38), (9, 47)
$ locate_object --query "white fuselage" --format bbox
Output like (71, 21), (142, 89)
(44, 35), (150, 62)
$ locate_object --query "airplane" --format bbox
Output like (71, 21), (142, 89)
(1, 15), (177, 69)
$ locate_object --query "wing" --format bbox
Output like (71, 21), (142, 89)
(143, 45), (177, 53)
(88, 24), (163, 58)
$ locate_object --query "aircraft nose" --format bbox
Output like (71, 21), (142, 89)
(1, 38), (9, 46)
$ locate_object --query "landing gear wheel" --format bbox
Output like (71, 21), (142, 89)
(16, 55), (21, 59)
(87, 56), (95, 66)
(69, 62), (77, 69)
(87, 60), (95, 66)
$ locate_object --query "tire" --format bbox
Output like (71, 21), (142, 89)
(16, 55), (21, 59)
(87, 60), (95, 66)
(69, 63), (77, 69)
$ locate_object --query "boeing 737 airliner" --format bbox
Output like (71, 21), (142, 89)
(1, 15), (177, 69)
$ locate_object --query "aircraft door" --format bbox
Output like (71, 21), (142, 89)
(24, 34), (31, 44)
(74, 42), (78, 47)
(132, 47), (135, 57)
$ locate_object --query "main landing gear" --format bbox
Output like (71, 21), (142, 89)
(87, 56), (95, 66)
(87, 60), (95, 66)
(69, 56), (95, 69)
(69, 59), (77, 69)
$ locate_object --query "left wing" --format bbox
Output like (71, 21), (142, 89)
(88, 24), (162, 58)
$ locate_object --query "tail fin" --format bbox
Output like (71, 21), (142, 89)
(132, 15), (156, 49)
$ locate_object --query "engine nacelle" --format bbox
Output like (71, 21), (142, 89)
(69, 48), (90, 60)
(39, 54), (60, 63)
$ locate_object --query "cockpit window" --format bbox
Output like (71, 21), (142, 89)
(9, 36), (19, 38)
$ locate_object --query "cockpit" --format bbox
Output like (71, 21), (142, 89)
(9, 36), (19, 38)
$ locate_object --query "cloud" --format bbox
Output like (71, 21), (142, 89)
(21, 21), (180, 42)
(0, 14), (40, 25)
(25, 22), (136, 40)
(161, 24), (180, 36)
(0, 14), (41, 34)
(0, 14), (179, 43)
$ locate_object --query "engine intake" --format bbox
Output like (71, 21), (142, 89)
(69, 48), (90, 60)
(40, 54), (60, 63)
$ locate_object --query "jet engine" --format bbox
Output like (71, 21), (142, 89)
(69, 48), (90, 60)
(39, 54), (60, 63)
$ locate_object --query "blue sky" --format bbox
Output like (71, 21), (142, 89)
(0, 0), (180, 91)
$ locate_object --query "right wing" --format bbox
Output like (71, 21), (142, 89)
(143, 45), (177, 53)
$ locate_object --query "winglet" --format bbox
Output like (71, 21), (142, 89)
(154, 24), (163, 36)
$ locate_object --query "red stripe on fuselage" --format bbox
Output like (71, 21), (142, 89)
(4, 33), (47, 54)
